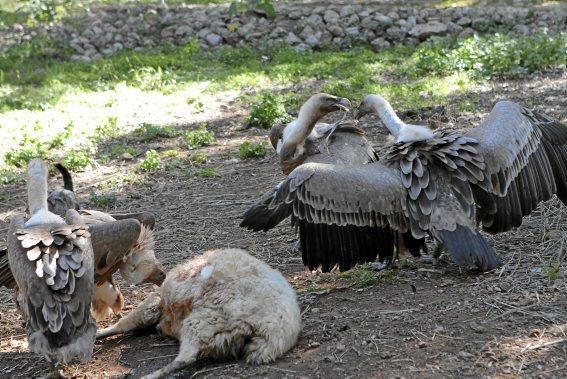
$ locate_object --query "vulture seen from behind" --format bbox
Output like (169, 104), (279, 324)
(7, 159), (96, 372)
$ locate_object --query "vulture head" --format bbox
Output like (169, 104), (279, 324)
(354, 94), (389, 120)
(279, 93), (351, 174)
(48, 188), (80, 216)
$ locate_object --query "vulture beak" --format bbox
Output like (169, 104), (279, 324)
(332, 97), (351, 112)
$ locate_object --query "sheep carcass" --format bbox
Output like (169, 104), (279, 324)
(97, 248), (301, 379)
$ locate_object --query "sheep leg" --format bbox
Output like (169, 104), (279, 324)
(141, 336), (199, 379)
(97, 292), (162, 339)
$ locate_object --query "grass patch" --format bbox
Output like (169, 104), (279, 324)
(239, 141), (267, 159)
(139, 149), (160, 172)
(90, 191), (117, 208)
(182, 124), (215, 149)
(337, 264), (400, 287)
(194, 167), (217, 177)
(134, 124), (175, 142)
(189, 151), (208, 164)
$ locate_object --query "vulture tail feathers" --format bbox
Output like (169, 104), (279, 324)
(295, 219), (395, 273)
(436, 225), (501, 271)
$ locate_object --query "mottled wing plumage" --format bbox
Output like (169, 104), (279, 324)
(8, 212), (96, 364)
(242, 162), (413, 271)
(383, 130), (485, 239)
(465, 101), (567, 233)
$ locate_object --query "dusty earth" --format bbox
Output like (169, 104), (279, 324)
(0, 72), (566, 378)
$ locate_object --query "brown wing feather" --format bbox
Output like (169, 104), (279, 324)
(465, 101), (567, 233)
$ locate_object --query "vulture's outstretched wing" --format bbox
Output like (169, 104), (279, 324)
(465, 101), (567, 233)
(242, 162), (411, 271)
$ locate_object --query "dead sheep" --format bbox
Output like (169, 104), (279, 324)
(97, 248), (301, 378)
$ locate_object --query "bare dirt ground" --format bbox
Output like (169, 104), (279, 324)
(0, 73), (566, 378)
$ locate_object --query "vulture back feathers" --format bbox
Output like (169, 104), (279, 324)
(7, 159), (96, 366)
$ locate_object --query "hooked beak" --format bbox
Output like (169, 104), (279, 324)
(333, 97), (351, 112)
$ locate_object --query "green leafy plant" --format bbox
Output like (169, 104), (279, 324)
(161, 149), (180, 158)
(92, 116), (119, 142)
(239, 141), (267, 159)
(140, 149), (161, 172)
(22, 0), (73, 24)
(49, 122), (74, 148)
(110, 144), (137, 157)
(229, 0), (276, 19)
(183, 124), (215, 149)
(545, 265), (559, 283)
(246, 93), (292, 129)
(63, 149), (92, 171)
(4, 136), (50, 168)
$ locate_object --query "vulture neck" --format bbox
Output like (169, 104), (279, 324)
(370, 96), (433, 143)
(25, 159), (65, 227)
(281, 103), (322, 153)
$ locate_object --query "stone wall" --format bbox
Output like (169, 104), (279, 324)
(1, 2), (565, 61)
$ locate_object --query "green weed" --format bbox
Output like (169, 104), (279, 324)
(239, 141), (267, 159)
(246, 93), (292, 129)
(183, 124), (215, 149)
(189, 151), (208, 164)
(4, 136), (50, 168)
(63, 149), (92, 171)
(110, 144), (137, 157)
(93, 116), (119, 142)
(139, 149), (160, 172)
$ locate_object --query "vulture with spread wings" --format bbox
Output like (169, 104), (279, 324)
(242, 95), (566, 272)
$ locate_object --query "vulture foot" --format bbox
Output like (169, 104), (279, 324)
(369, 261), (389, 271)
(291, 240), (302, 254)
